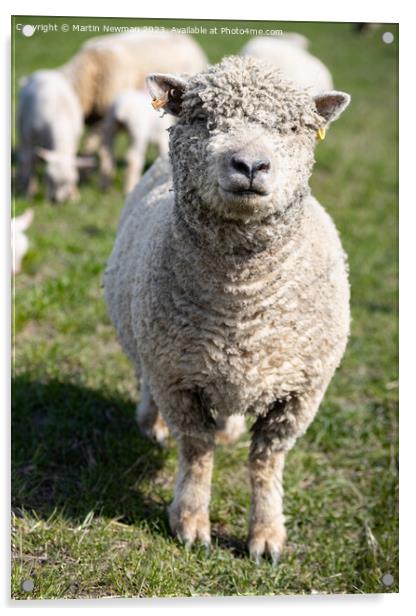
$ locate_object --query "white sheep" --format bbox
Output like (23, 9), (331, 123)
(16, 70), (92, 203)
(60, 30), (208, 119)
(99, 90), (173, 195)
(12, 208), (34, 275)
(279, 31), (309, 50)
(240, 35), (333, 93)
(104, 57), (351, 562)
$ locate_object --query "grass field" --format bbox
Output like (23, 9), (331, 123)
(11, 17), (398, 599)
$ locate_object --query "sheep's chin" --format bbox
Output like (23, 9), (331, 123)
(216, 186), (274, 220)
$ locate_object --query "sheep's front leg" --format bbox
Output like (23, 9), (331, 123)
(124, 145), (145, 195)
(248, 445), (286, 564)
(15, 149), (34, 196)
(248, 392), (323, 563)
(98, 116), (117, 191)
(169, 435), (214, 548)
(83, 122), (103, 155)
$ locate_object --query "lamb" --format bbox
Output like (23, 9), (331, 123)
(60, 31), (208, 120)
(104, 56), (351, 562)
(12, 208), (34, 275)
(15, 71), (90, 203)
(240, 35), (333, 94)
(99, 90), (173, 195)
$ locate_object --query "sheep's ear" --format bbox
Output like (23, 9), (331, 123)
(146, 73), (188, 116)
(76, 156), (96, 168)
(36, 147), (57, 162)
(313, 91), (351, 124)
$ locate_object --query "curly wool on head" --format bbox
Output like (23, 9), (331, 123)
(180, 56), (324, 133)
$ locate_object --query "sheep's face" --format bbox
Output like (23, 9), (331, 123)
(45, 156), (79, 203)
(37, 148), (95, 203)
(147, 57), (350, 222)
(199, 122), (315, 221)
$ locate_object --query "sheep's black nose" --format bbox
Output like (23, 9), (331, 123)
(230, 155), (271, 180)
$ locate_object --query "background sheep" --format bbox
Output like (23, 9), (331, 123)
(240, 35), (333, 93)
(278, 31), (309, 50)
(16, 32), (207, 200)
(99, 90), (173, 195)
(12, 208), (34, 275)
(354, 23), (381, 35)
(60, 31), (208, 120)
(15, 71), (92, 203)
(104, 56), (351, 562)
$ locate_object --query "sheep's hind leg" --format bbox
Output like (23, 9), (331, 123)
(136, 378), (169, 445)
(215, 414), (245, 445)
(124, 145), (145, 195)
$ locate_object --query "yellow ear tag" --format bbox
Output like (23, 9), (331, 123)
(316, 126), (326, 141)
(151, 96), (167, 110)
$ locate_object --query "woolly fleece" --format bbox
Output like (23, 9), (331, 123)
(105, 56), (350, 447)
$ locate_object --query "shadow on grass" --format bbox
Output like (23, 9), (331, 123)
(11, 375), (170, 533)
(12, 374), (255, 556)
(211, 526), (247, 559)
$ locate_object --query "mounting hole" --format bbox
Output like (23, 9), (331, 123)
(381, 573), (394, 587)
(382, 32), (394, 44)
(21, 579), (34, 592)
(22, 25), (35, 37)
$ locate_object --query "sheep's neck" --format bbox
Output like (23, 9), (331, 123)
(167, 193), (307, 313)
(49, 125), (76, 154)
(173, 189), (308, 267)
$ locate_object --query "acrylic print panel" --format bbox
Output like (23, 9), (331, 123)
(11, 15), (398, 599)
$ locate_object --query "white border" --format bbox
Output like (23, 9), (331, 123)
(2, 1), (411, 614)
(5, 0), (400, 23)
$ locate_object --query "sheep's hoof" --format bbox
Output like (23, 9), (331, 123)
(250, 548), (281, 567)
(248, 522), (286, 565)
(169, 506), (211, 549)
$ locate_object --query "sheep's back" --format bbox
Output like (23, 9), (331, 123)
(240, 38), (333, 94)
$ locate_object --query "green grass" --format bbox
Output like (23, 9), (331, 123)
(11, 18), (398, 599)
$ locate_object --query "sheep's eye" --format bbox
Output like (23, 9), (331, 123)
(193, 114), (207, 125)
(291, 126), (298, 133)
